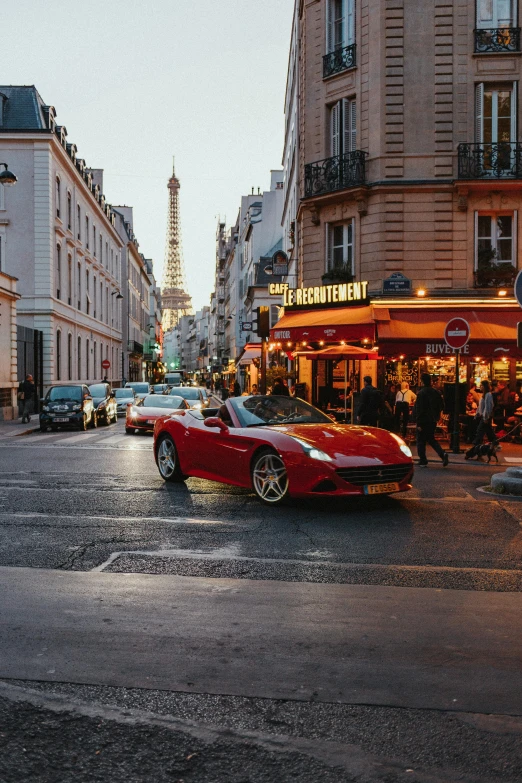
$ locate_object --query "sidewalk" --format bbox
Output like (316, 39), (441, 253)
(410, 439), (522, 466)
(0, 417), (39, 438)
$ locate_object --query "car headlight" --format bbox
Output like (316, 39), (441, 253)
(390, 432), (413, 458)
(290, 437), (333, 462)
(42, 405), (49, 412)
(72, 404), (81, 411)
(130, 408), (138, 418)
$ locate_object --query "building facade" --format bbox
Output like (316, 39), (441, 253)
(0, 86), (124, 388)
(273, 0), (522, 404)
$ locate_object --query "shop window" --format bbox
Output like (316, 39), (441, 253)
(326, 220), (354, 277)
(475, 212), (517, 286)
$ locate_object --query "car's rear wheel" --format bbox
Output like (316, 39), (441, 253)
(251, 448), (289, 505)
(156, 435), (185, 483)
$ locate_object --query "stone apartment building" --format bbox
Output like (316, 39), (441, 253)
(0, 86), (124, 389)
(272, 0), (522, 402)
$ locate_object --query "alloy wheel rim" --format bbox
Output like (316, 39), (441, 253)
(158, 438), (176, 478)
(253, 454), (288, 502)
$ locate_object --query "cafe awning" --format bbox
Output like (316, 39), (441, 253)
(270, 305), (381, 343)
(295, 345), (381, 360)
(377, 307), (522, 357)
(238, 345), (261, 366)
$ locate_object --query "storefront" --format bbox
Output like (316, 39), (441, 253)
(237, 344), (262, 392)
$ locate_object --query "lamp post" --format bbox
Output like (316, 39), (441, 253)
(0, 163), (17, 186)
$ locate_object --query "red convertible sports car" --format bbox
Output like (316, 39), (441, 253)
(153, 395), (414, 505)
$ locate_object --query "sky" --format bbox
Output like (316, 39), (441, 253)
(2, 0), (294, 310)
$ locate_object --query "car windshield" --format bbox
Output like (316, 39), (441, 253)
(126, 383), (149, 393)
(231, 395), (332, 427)
(48, 386), (83, 402)
(88, 384), (108, 397)
(115, 389), (134, 399)
(169, 388), (199, 399)
(152, 385), (167, 393)
(140, 395), (185, 409)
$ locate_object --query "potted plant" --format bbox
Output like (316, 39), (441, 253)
(474, 247), (517, 288)
(322, 265), (355, 284)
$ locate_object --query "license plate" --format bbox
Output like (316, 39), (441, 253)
(53, 417), (69, 423)
(364, 482), (400, 495)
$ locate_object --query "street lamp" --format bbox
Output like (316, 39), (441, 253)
(0, 163), (17, 186)
(111, 290), (124, 299)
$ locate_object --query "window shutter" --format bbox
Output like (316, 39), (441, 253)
(511, 81), (517, 142)
(326, 0), (333, 53)
(474, 211), (479, 271)
(475, 84), (484, 144)
(476, 0), (492, 27)
(331, 101), (340, 156)
(346, 0), (355, 45)
(326, 223), (332, 271)
(514, 209), (518, 269)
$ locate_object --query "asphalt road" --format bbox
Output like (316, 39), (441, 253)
(1, 418), (522, 782)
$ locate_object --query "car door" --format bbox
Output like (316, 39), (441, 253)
(186, 414), (259, 485)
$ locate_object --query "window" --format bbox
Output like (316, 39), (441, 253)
(477, 0), (514, 28)
(56, 244), (61, 300)
(86, 339), (90, 380)
(476, 83), (516, 144)
(106, 286), (109, 324)
(78, 262), (81, 310)
(86, 269), (90, 314)
(56, 330), (62, 381)
(67, 192), (72, 230)
(77, 204), (81, 240)
(326, 0), (355, 52)
(85, 216), (89, 249)
(93, 225), (97, 256)
(106, 242), (108, 271)
(100, 281), (103, 321)
(67, 254), (72, 305)
(476, 213), (515, 266)
(93, 275), (97, 319)
(56, 177), (61, 218)
(330, 98), (356, 156)
(77, 336), (82, 380)
(100, 234), (103, 264)
(326, 220), (355, 273)
(94, 342), (97, 376)
(68, 333), (72, 380)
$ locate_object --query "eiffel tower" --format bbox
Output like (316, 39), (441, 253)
(161, 160), (193, 331)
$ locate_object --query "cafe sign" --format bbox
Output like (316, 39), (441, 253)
(269, 281), (369, 311)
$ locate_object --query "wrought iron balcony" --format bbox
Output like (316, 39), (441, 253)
(474, 27), (520, 53)
(323, 44), (356, 78)
(127, 340), (144, 355)
(304, 151), (367, 198)
(458, 143), (522, 179)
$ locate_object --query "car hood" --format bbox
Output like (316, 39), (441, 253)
(133, 407), (181, 417)
(262, 423), (410, 465)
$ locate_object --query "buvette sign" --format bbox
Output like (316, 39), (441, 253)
(269, 281), (369, 311)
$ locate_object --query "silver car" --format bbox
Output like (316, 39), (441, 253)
(114, 387), (136, 416)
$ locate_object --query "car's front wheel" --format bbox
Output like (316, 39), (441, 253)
(251, 448), (289, 505)
(156, 435), (185, 483)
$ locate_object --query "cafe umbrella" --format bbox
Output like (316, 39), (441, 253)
(295, 345), (382, 423)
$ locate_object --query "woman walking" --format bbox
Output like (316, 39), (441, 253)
(465, 380), (498, 460)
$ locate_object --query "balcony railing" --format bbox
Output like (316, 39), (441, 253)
(304, 151), (367, 198)
(127, 340), (143, 355)
(458, 142), (522, 179)
(474, 27), (520, 53)
(323, 43), (356, 78)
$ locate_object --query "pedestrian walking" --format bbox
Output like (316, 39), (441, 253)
(414, 373), (448, 467)
(357, 376), (383, 427)
(465, 379), (498, 460)
(19, 374), (36, 423)
(271, 377), (290, 397)
(233, 380), (241, 397)
(394, 381), (416, 437)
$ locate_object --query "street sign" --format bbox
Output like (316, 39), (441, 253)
(515, 270), (522, 308)
(383, 272), (411, 295)
(101, 359), (111, 370)
(241, 322), (253, 331)
(444, 317), (470, 350)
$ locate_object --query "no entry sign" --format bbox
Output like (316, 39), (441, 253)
(101, 359), (111, 370)
(444, 317), (470, 350)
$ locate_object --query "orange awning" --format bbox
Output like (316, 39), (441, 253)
(295, 345), (381, 360)
(270, 306), (378, 343)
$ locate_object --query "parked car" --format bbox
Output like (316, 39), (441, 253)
(126, 394), (189, 434)
(154, 395), (414, 505)
(124, 382), (150, 402)
(40, 384), (96, 432)
(151, 384), (170, 395)
(114, 387), (136, 416)
(88, 383), (117, 425)
(168, 386), (208, 409)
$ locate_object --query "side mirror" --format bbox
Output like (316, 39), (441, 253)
(84, 395), (92, 401)
(204, 417), (229, 433)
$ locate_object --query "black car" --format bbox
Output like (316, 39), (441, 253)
(40, 385), (96, 432)
(88, 383), (117, 426)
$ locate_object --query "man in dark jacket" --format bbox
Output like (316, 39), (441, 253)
(415, 373), (448, 467)
(357, 376), (382, 427)
(20, 374), (35, 423)
(271, 377), (290, 397)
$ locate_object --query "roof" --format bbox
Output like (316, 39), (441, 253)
(0, 86), (48, 130)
